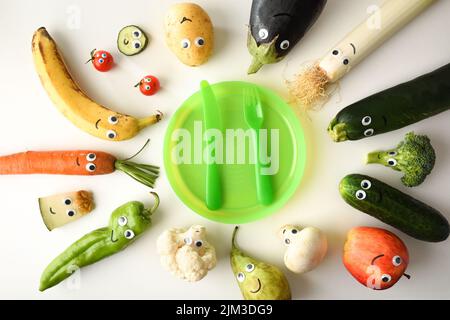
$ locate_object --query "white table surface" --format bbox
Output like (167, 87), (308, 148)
(0, 0), (449, 300)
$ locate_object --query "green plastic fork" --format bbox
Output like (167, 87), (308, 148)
(243, 86), (274, 206)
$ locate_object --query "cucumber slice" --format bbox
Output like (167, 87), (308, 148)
(39, 190), (94, 231)
(117, 25), (148, 56)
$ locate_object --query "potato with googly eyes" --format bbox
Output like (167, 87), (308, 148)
(164, 3), (214, 66)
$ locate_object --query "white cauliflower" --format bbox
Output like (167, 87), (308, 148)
(156, 225), (217, 282)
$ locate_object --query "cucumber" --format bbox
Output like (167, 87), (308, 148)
(339, 174), (449, 242)
(117, 25), (148, 56)
(328, 63), (450, 142)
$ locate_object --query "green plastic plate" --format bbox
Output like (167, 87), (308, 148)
(163, 81), (306, 224)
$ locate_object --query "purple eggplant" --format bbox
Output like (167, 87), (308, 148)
(247, 0), (327, 74)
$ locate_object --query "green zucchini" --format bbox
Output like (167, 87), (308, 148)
(339, 174), (449, 242)
(328, 63), (450, 142)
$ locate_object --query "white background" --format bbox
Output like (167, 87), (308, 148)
(0, 0), (449, 300)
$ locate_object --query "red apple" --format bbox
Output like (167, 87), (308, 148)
(343, 227), (410, 290)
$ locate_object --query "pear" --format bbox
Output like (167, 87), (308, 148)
(230, 226), (291, 300)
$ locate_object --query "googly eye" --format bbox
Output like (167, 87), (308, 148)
(284, 238), (291, 245)
(132, 30), (142, 39)
(144, 77), (152, 83)
(332, 49), (340, 56)
(124, 229), (135, 239)
(86, 153), (96, 161)
(195, 37), (205, 47)
(356, 190), (366, 200)
(237, 272), (245, 282)
(98, 59), (105, 64)
(381, 274), (392, 283)
(392, 256), (402, 267)
(291, 229), (298, 234)
(181, 39), (190, 49)
(343, 58), (350, 65)
(85, 163), (96, 172)
(101, 53), (107, 58)
(145, 85), (151, 91)
(388, 159), (397, 167)
(132, 40), (141, 49)
(63, 198), (72, 206)
(66, 209), (76, 217)
(280, 40), (290, 50)
(361, 180), (372, 190)
(245, 263), (255, 273)
(258, 28), (268, 40)
(108, 115), (118, 125)
(364, 129), (374, 137)
(184, 237), (193, 245)
(389, 151), (398, 156)
(106, 130), (117, 140)
(195, 240), (203, 247)
(361, 116), (372, 126)
(118, 216), (128, 227)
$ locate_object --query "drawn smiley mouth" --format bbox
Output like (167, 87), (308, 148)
(76, 157), (80, 167)
(371, 254), (385, 265)
(180, 17), (192, 24)
(250, 278), (262, 293)
(273, 12), (292, 18)
(49, 207), (56, 215)
(110, 230), (118, 243)
(350, 43), (356, 54)
(95, 119), (101, 129)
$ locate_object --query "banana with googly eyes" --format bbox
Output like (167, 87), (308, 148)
(32, 27), (162, 141)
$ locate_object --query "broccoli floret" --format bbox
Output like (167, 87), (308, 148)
(366, 132), (436, 187)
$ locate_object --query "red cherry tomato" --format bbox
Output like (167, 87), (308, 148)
(136, 75), (160, 96)
(87, 49), (114, 72)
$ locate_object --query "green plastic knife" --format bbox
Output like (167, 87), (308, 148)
(200, 80), (222, 210)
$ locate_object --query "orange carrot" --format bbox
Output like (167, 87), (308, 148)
(0, 142), (159, 187)
(0, 151), (116, 175)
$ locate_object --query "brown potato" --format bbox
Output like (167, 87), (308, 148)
(164, 3), (214, 66)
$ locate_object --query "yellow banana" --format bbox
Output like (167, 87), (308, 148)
(32, 27), (162, 141)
